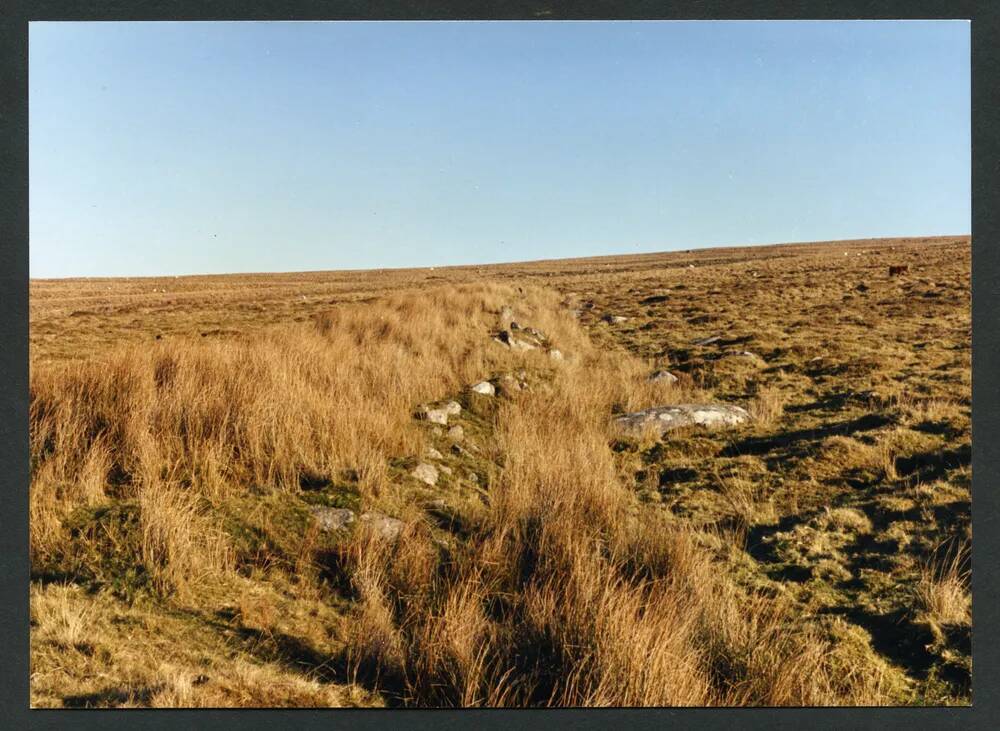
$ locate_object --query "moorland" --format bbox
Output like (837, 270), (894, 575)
(29, 235), (970, 707)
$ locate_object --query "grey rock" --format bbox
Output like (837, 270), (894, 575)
(447, 425), (465, 441)
(603, 314), (628, 324)
(723, 350), (763, 362)
(692, 335), (721, 346)
(425, 447), (444, 460)
(471, 380), (496, 396)
(444, 400), (462, 416)
(649, 370), (679, 384)
(440, 465), (453, 476)
(614, 403), (750, 437)
(359, 511), (404, 541)
(549, 349), (564, 361)
(412, 462), (439, 486)
(309, 506), (355, 533)
(494, 330), (539, 351)
(419, 405), (450, 425)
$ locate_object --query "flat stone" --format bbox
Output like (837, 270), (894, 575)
(692, 335), (722, 346)
(419, 405), (450, 425)
(649, 370), (678, 384)
(494, 330), (539, 351)
(309, 506), (355, 533)
(471, 381), (496, 396)
(444, 401), (462, 416)
(447, 425), (464, 441)
(359, 511), (404, 541)
(602, 314), (628, 324)
(614, 403), (750, 437)
(723, 350), (763, 362)
(412, 462), (439, 486)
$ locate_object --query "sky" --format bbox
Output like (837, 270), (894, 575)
(29, 20), (970, 278)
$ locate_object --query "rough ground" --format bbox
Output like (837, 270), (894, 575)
(30, 235), (970, 706)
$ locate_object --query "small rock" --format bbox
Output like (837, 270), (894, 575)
(692, 335), (721, 346)
(549, 349), (563, 361)
(468, 473), (480, 484)
(447, 425), (464, 441)
(419, 405), (450, 425)
(602, 314), (628, 324)
(444, 401), (462, 416)
(309, 506), (355, 533)
(425, 447), (444, 460)
(431, 426), (444, 436)
(471, 381), (496, 396)
(614, 403), (750, 437)
(359, 511), (404, 541)
(426, 499), (448, 511)
(412, 463), (439, 486)
(509, 321), (520, 330)
(649, 370), (678, 384)
(501, 374), (522, 392)
(440, 465), (453, 476)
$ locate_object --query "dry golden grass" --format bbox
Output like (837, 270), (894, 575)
(915, 544), (971, 628)
(29, 235), (970, 707)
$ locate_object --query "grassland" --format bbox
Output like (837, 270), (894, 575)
(29, 235), (970, 707)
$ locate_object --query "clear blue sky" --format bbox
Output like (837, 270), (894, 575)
(29, 20), (969, 278)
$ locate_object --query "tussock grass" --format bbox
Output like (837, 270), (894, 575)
(915, 543), (971, 628)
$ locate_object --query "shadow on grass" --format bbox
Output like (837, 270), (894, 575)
(721, 413), (894, 458)
(63, 683), (164, 708)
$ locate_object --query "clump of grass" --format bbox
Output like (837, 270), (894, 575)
(820, 507), (873, 535)
(915, 543), (971, 627)
(748, 384), (786, 425)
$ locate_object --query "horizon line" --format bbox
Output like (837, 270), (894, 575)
(29, 232), (970, 282)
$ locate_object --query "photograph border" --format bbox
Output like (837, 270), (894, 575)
(2, 1), (996, 728)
